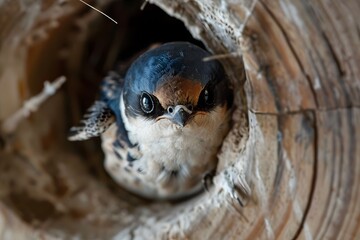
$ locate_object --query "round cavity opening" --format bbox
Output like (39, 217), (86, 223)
(63, 1), (205, 194)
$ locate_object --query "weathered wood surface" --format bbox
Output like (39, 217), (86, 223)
(146, 0), (360, 239)
(0, 0), (359, 239)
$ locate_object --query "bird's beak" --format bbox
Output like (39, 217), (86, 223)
(168, 105), (192, 127)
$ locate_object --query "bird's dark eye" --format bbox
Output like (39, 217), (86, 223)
(140, 92), (154, 113)
(203, 89), (214, 105)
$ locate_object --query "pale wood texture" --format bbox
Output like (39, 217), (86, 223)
(0, 0), (359, 239)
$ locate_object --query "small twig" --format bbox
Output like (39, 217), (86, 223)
(1, 76), (66, 134)
(203, 52), (242, 62)
(239, 0), (258, 34)
(77, 0), (118, 24)
(140, 0), (149, 11)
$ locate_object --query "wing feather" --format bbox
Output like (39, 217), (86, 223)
(68, 101), (115, 141)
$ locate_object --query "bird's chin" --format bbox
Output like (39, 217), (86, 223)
(156, 116), (186, 128)
(170, 120), (195, 131)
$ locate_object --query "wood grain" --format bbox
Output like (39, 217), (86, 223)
(0, 0), (358, 239)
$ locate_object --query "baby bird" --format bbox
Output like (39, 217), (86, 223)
(69, 42), (233, 200)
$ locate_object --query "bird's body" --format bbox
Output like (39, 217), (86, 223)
(69, 42), (233, 200)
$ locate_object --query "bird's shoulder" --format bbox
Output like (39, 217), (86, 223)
(68, 71), (133, 150)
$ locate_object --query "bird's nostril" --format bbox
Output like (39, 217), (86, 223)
(170, 170), (179, 176)
(167, 106), (174, 113)
(186, 104), (193, 111)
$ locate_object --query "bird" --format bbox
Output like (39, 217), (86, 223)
(68, 42), (233, 200)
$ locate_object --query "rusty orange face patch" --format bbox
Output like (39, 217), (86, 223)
(154, 77), (203, 108)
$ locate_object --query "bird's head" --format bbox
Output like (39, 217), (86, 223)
(122, 42), (233, 130)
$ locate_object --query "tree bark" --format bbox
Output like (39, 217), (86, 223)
(0, 0), (359, 239)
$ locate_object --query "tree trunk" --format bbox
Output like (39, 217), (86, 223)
(0, 0), (359, 239)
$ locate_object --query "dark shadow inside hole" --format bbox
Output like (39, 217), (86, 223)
(116, 2), (204, 62)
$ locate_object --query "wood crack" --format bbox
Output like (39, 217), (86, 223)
(291, 109), (318, 240)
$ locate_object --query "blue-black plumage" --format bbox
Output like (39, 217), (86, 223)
(124, 42), (223, 93)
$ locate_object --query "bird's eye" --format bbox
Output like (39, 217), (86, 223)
(140, 92), (154, 113)
(203, 89), (214, 105)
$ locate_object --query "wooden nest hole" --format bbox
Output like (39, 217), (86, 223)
(0, 0), (248, 239)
